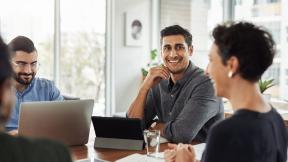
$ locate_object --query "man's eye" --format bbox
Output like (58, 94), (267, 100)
(176, 45), (185, 50)
(164, 46), (171, 51)
(18, 62), (26, 66)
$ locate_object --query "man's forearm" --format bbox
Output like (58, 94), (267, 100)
(127, 87), (149, 119)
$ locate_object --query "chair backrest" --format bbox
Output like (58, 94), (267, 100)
(63, 95), (80, 100)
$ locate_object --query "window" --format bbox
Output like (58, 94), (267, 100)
(0, 0), (54, 80)
(160, 0), (224, 69)
(0, 0), (106, 115)
(60, 0), (106, 115)
(160, 0), (288, 100)
(233, 0), (285, 98)
(254, 0), (280, 5)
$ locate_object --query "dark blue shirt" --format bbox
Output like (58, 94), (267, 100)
(143, 61), (224, 143)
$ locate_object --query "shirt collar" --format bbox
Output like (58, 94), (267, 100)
(16, 78), (36, 95)
(167, 61), (195, 90)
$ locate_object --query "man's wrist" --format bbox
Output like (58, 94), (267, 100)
(139, 86), (150, 94)
(151, 122), (165, 136)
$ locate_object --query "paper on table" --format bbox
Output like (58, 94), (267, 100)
(193, 143), (206, 160)
(159, 136), (168, 144)
(116, 143), (206, 162)
(156, 143), (206, 160)
(116, 153), (164, 162)
(76, 158), (109, 162)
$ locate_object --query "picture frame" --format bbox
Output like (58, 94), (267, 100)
(125, 11), (144, 47)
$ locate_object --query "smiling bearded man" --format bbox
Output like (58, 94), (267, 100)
(127, 25), (224, 143)
(5, 36), (64, 134)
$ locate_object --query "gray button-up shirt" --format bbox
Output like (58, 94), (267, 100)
(143, 61), (224, 143)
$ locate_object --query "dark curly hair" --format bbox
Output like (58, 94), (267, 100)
(160, 25), (193, 47)
(212, 21), (275, 82)
(8, 35), (37, 56)
(0, 36), (13, 85)
(0, 35), (13, 122)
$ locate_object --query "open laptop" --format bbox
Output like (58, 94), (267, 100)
(91, 116), (145, 150)
(18, 99), (94, 146)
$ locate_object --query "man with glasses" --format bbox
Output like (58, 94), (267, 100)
(6, 36), (63, 134)
(128, 25), (223, 143)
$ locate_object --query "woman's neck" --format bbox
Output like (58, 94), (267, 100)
(228, 79), (271, 113)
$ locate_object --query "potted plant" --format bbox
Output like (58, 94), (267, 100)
(259, 78), (275, 93)
(141, 49), (160, 78)
(259, 78), (275, 101)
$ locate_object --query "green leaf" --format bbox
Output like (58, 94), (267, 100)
(142, 49), (160, 77)
(150, 49), (158, 60)
(259, 78), (275, 93)
(141, 68), (148, 77)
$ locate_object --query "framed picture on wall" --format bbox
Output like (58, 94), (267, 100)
(125, 11), (144, 47)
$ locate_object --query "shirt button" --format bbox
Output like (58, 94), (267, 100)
(171, 94), (174, 98)
(169, 112), (172, 116)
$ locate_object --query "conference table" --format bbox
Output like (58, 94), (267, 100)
(71, 100), (288, 161)
(70, 138), (169, 161)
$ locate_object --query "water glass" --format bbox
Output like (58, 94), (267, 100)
(143, 129), (160, 158)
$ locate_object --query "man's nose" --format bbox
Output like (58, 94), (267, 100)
(23, 64), (33, 73)
(169, 48), (177, 57)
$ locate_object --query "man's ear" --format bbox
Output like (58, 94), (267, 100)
(189, 45), (193, 56)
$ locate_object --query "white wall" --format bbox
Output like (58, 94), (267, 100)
(280, 0), (288, 100)
(110, 0), (152, 113)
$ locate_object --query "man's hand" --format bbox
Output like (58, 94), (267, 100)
(150, 122), (165, 135)
(128, 65), (169, 119)
(8, 129), (18, 136)
(141, 65), (170, 91)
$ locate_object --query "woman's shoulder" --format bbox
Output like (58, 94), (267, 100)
(0, 133), (72, 162)
(209, 114), (259, 137)
(210, 108), (286, 138)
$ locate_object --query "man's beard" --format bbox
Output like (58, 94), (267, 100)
(14, 72), (35, 85)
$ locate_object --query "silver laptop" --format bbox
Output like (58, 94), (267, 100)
(18, 99), (94, 146)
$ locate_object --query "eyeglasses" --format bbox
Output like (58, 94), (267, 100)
(11, 61), (40, 70)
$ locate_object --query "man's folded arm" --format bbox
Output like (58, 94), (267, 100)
(163, 81), (221, 143)
(127, 89), (156, 129)
(127, 87), (150, 119)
